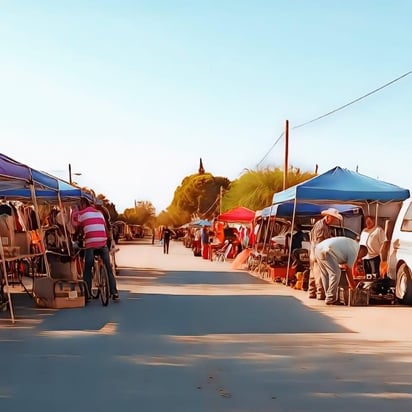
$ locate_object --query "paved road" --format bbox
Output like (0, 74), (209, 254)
(1, 239), (412, 411)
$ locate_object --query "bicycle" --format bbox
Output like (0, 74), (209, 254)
(89, 249), (110, 306)
(73, 242), (110, 307)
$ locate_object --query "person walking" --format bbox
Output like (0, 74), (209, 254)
(315, 237), (367, 305)
(75, 197), (119, 301)
(162, 226), (172, 254)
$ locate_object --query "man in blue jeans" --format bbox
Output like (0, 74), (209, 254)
(76, 197), (119, 301)
(315, 237), (367, 305)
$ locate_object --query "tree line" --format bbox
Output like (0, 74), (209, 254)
(97, 166), (316, 229)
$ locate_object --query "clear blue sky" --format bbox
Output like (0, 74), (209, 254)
(1, 0), (411, 213)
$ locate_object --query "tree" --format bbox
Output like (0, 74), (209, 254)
(96, 193), (119, 223)
(118, 200), (156, 226)
(221, 166), (316, 212)
(169, 173), (230, 222)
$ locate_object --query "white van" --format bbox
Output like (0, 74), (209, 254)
(388, 197), (412, 304)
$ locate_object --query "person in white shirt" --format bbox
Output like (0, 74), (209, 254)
(359, 215), (386, 278)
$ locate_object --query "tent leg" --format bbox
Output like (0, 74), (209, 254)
(0, 243), (15, 324)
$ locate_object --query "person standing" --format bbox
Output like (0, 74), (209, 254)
(201, 225), (210, 259)
(359, 215), (387, 278)
(76, 197), (119, 301)
(308, 208), (343, 300)
(315, 237), (367, 305)
(162, 226), (172, 254)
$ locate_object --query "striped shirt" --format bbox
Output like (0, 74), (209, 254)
(77, 206), (107, 249)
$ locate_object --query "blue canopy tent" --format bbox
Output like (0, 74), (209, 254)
(0, 154), (35, 322)
(0, 177), (93, 203)
(273, 166), (410, 204)
(269, 167), (410, 285)
(260, 202), (361, 218)
(191, 219), (212, 227)
(0, 154), (94, 322)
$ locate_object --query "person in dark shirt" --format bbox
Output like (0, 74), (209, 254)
(162, 226), (172, 254)
(291, 224), (306, 251)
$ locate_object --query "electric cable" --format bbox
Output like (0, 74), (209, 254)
(256, 131), (284, 168)
(254, 69), (412, 167)
(292, 69), (412, 130)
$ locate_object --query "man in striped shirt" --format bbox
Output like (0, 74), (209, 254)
(76, 197), (119, 301)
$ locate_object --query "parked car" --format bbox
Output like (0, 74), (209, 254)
(270, 224), (359, 250)
(388, 198), (412, 304)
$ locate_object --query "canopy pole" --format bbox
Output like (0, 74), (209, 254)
(285, 197), (297, 286)
(29, 184), (51, 277)
(57, 193), (72, 256)
(0, 238), (15, 323)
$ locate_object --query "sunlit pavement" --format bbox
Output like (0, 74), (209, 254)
(1, 239), (412, 411)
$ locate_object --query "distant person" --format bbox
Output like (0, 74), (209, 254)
(112, 224), (120, 244)
(359, 215), (387, 278)
(315, 237), (367, 305)
(162, 226), (172, 254)
(201, 225), (210, 259)
(308, 208), (342, 300)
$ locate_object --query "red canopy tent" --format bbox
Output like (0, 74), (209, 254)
(217, 206), (255, 223)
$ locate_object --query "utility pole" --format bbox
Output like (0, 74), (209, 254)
(219, 186), (223, 214)
(283, 119), (289, 190)
(68, 163), (82, 185)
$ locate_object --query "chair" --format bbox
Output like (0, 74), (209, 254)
(214, 241), (232, 262)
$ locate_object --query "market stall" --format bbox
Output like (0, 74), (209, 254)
(0, 153), (91, 321)
(271, 166), (410, 289)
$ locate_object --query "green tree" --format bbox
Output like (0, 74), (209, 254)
(96, 193), (119, 223)
(169, 173), (230, 222)
(222, 166), (316, 212)
(118, 200), (156, 226)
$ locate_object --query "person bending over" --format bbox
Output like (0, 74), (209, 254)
(315, 237), (367, 305)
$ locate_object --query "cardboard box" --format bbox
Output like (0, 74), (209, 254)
(47, 253), (80, 280)
(1, 236), (10, 246)
(339, 286), (369, 306)
(269, 266), (296, 281)
(13, 232), (31, 255)
(3, 246), (20, 258)
(33, 277), (86, 309)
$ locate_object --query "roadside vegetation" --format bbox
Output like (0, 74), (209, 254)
(99, 165), (316, 229)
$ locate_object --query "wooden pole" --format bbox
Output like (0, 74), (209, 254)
(283, 120), (289, 190)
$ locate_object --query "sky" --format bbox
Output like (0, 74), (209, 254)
(1, 0), (412, 213)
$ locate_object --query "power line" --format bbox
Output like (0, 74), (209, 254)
(255, 69), (412, 166)
(292, 69), (412, 130)
(256, 131), (284, 168)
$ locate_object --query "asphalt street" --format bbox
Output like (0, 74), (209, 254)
(1, 239), (412, 411)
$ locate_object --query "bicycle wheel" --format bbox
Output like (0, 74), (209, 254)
(99, 263), (110, 306)
(90, 261), (100, 299)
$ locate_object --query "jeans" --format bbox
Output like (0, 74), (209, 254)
(308, 248), (325, 298)
(315, 247), (342, 303)
(163, 238), (170, 254)
(363, 256), (380, 278)
(83, 246), (118, 297)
